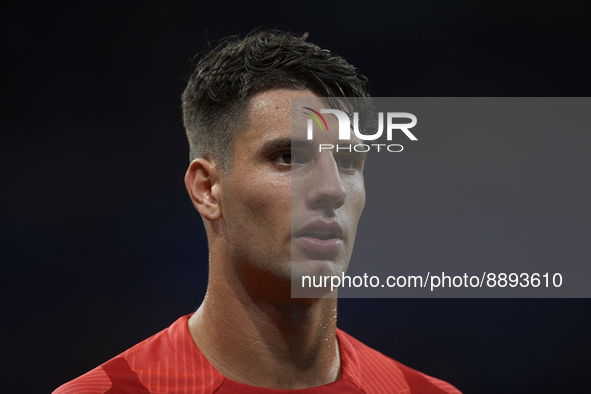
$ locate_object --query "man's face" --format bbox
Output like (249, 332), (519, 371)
(218, 89), (366, 295)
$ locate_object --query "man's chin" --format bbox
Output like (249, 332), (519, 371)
(290, 258), (343, 299)
(291, 256), (343, 276)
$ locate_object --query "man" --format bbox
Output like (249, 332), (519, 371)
(54, 29), (461, 393)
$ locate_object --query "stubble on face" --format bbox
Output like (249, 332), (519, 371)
(215, 89), (366, 301)
(217, 89), (301, 294)
(288, 97), (366, 298)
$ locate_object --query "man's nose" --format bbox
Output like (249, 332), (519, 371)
(307, 153), (346, 211)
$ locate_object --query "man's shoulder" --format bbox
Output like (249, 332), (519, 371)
(336, 328), (462, 394)
(52, 314), (220, 394)
(52, 323), (170, 394)
(52, 365), (112, 394)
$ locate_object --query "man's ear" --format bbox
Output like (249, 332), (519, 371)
(184, 158), (222, 221)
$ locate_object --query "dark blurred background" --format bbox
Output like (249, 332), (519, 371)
(2, 1), (590, 393)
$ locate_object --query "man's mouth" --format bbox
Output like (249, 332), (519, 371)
(300, 230), (338, 241)
(294, 220), (344, 254)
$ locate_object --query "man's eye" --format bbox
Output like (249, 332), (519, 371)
(337, 157), (354, 169)
(272, 151), (294, 165)
(271, 150), (309, 167)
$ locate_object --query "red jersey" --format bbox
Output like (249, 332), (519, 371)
(53, 314), (461, 393)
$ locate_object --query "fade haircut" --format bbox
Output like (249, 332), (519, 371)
(181, 29), (373, 173)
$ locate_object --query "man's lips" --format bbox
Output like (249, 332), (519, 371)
(293, 220), (344, 254)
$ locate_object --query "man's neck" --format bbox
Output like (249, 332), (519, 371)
(187, 260), (340, 389)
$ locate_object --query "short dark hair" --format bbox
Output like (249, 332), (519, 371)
(181, 29), (372, 173)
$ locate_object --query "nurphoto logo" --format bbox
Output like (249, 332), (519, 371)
(303, 108), (418, 153)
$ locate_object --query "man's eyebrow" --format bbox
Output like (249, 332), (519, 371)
(257, 138), (368, 162)
(258, 137), (315, 152)
(336, 143), (369, 162)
